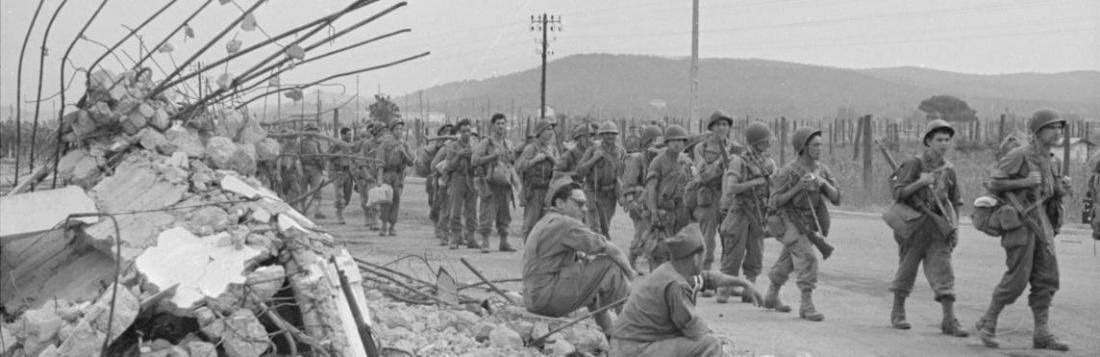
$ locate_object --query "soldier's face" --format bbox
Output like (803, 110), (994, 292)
(561, 189), (588, 219)
(805, 136), (823, 160)
(666, 139), (686, 153)
(576, 134), (592, 146)
(492, 119), (507, 135)
(391, 124), (404, 136)
(926, 133), (953, 156)
(600, 132), (617, 144)
(753, 138), (772, 153)
(711, 121), (730, 136)
(340, 132), (352, 141)
(1035, 124), (1063, 146)
(458, 125), (472, 141)
(539, 129), (555, 143)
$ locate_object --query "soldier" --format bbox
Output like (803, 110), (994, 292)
(523, 177), (635, 334)
(299, 125), (327, 219)
(442, 119), (481, 249)
(330, 127), (356, 224)
(621, 125), (663, 272)
(275, 137), (303, 205)
(377, 121), (415, 236)
(431, 127), (456, 245)
(717, 121), (776, 304)
(577, 121), (627, 237)
(644, 125), (695, 271)
(423, 124), (454, 225)
(764, 127), (840, 322)
(609, 224), (763, 357)
(887, 119), (967, 337)
(473, 113), (518, 253)
(975, 109), (1071, 351)
(517, 120), (559, 240)
(1088, 151), (1100, 240)
(692, 111), (738, 290)
(555, 123), (596, 183)
(623, 124), (641, 152)
(356, 123), (385, 229)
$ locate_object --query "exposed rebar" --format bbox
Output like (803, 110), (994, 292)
(55, 0), (110, 188)
(88, 0), (179, 77)
(28, 0), (70, 192)
(13, 0), (47, 187)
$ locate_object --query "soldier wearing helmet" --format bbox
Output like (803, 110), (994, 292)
(887, 119), (968, 337)
(620, 125), (664, 271)
(644, 125), (695, 270)
(517, 120), (560, 241)
(299, 125), (328, 219)
(764, 126), (840, 322)
(430, 125), (457, 245)
(976, 109), (1071, 351)
(716, 121), (777, 303)
(555, 122), (598, 183)
(576, 121), (628, 237)
(691, 111), (742, 297)
(376, 120), (415, 236)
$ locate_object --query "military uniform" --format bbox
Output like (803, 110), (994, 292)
(610, 263), (726, 357)
(577, 123), (626, 237)
(430, 143), (452, 244)
(276, 139), (302, 204)
(356, 133), (383, 229)
(522, 207), (630, 318)
(517, 125), (558, 241)
(719, 150), (775, 285)
(376, 127), (414, 235)
(692, 135), (732, 271)
(299, 134), (326, 218)
(644, 142), (694, 269)
(473, 134), (516, 251)
(766, 161), (837, 315)
(441, 135), (479, 249)
(329, 136), (356, 224)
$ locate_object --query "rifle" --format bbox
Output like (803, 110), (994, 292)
(874, 139), (957, 235)
(774, 168), (835, 260)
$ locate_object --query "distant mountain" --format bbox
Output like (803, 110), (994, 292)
(393, 53), (1099, 122)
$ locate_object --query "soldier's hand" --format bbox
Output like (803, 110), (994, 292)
(916, 172), (935, 187)
(1022, 171), (1042, 187)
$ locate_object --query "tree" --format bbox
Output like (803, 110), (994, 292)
(918, 95), (977, 122)
(369, 94), (401, 124)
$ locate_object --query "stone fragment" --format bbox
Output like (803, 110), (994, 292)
(150, 108), (172, 131)
(54, 319), (104, 357)
(512, 319), (535, 341)
(254, 138), (280, 161)
(546, 338), (576, 356)
(246, 265), (286, 301)
(14, 308), (63, 357)
(473, 322), (495, 342)
(165, 124), (205, 157)
(138, 127), (169, 152)
(570, 327), (609, 354)
(121, 111), (148, 135)
(88, 101), (119, 126)
(166, 151), (189, 168)
(187, 206), (231, 232)
(135, 227), (263, 308)
(0, 185), (98, 239)
(186, 341), (217, 357)
(207, 136), (256, 174)
(489, 326), (523, 350)
(55, 149), (104, 189)
(68, 109), (97, 137)
(201, 309), (269, 357)
(138, 102), (156, 118)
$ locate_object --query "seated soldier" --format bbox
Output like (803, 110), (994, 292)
(522, 177), (636, 333)
(610, 224), (764, 357)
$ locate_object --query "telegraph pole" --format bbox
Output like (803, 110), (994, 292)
(689, 0), (699, 128)
(531, 14), (561, 120)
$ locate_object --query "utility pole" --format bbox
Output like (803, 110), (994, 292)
(689, 0), (699, 130)
(531, 13), (561, 121)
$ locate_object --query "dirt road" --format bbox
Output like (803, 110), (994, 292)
(318, 178), (1099, 357)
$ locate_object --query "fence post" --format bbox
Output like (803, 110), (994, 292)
(828, 123), (834, 156)
(862, 115), (874, 194)
(332, 108), (340, 137)
(779, 117), (788, 167)
(1063, 123), (1071, 176)
(853, 116), (863, 160)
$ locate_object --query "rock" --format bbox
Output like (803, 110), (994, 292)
(363, 289), (385, 301)
(138, 102), (156, 118)
(570, 327), (609, 354)
(512, 320), (534, 341)
(138, 127), (169, 152)
(546, 339), (576, 356)
(452, 310), (481, 331)
(187, 206), (231, 231)
(54, 319), (105, 357)
(68, 110), (97, 137)
(136, 228), (263, 308)
(215, 110), (245, 138)
(186, 341), (218, 357)
(201, 309), (269, 357)
(15, 307), (63, 356)
(55, 148), (104, 189)
(150, 108), (172, 131)
(246, 265), (286, 301)
(165, 124), (204, 158)
(84, 283), (141, 340)
(472, 322), (496, 342)
(206, 136), (256, 174)
(489, 326), (524, 350)
(88, 102), (119, 126)
(166, 151), (189, 169)
(122, 111), (148, 135)
(254, 138), (280, 161)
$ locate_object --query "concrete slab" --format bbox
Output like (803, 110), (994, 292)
(135, 227), (263, 308)
(0, 185), (98, 241)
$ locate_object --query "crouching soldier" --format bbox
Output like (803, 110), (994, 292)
(887, 119), (967, 337)
(609, 224), (763, 357)
(975, 109), (1071, 351)
(523, 177), (635, 333)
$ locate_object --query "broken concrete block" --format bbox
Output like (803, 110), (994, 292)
(207, 136), (242, 171)
(254, 138), (280, 161)
(83, 283), (141, 341)
(68, 109), (97, 137)
(246, 265), (285, 301)
(0, 324), (14, 354)
(1, 228), (116, 313)
(546, 338), (576, 356)
(138, 127), (169, 152)
(235, 143), (257, 175)
(570, 326), (609, 354)
(237, 117), (266, 145)
(186, 341), (217, 357)
(166, 151), (189, 168)
(88, 101), (119, 126)
(489, 326), (523, 350)
(214, 110), (245, 138)
(135, 227), (263, 308)
(201, 309), (269, 357)
(85, 155), (186, 260)
(221, 175), (279, 200)
(138, 102), (156, 119)
(150, 108), (172, 131)
(472, 322), (495, 342)
(186, 206), (231, 232)
(165, 124), (205, 158)
(55, 149), (104, 189)
(14, 307), (64, 357)
(121, 111), (148, 135)
(0, 185), (98, 239)
(54, 319), (105, 357)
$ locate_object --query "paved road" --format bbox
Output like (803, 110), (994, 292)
(319, 178), (1099, 357)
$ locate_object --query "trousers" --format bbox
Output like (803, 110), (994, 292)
(448, 175), (478, 242)
(610, 335), (725, 357)
(768, 220), (819, 291)
(990, 226), (1060, 308)
(890, 218), (956, 301)
(522, 188), (548, 241)
(333, 169), (353, 209)
(694, 205), (720, 270)
(720, 209), (764, 279)
(587, 189), (618, 237)
(378, 172), (404, 224)
(478, 183), (512, 237)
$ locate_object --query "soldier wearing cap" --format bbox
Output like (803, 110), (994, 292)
(609, 224), (763, 357)
(330, 127), (356, 224)
(577, 121), (628, 237)
(644, 125), (695, 271)
(522, 177), (635, 333)
(299, 125), (328, 219)
(440, 119), (481, 249)
(716, 121), (776, 303)
(517, 120), (560, 240)
(887, 119), (967, 337)
(431, 125), (457, 245)
(975, 109), (1071, 351)
(692, 111), (740, 291)
(764, 127), (840, 321)
(621, 125), (664, 272)
(555, 122), (598, 183)
(376, 120), (415, 236)
(472, 113), (518, 252)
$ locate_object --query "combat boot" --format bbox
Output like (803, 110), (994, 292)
(336, 206), (346, 224)
(379, 222), (389, 236)
(940, 298), (968, 337)
(975, 300), (1004, 348)
(1031, 306), (1069, 351)
(466, 234), (481, 249)
(449, 234), (461, 250)
(364, 211), (372, 228)
(716, 287), (732, 304)
(479, 235), (491, 253)
(741, 276), (757, 303)
(388, 224), (397, 236)
(891, 293), (911, 330)
(799, 289), (824, 322)
(314, 210), (327, 219)
(763, 282), (791, 313)
(499, 234), (516, 252)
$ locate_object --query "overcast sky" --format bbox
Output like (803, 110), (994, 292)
(1, 0), (1097, 109)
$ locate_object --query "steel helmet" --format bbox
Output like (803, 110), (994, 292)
(1027, 109), (1065, 134)
(791, 127), (822, 153)
(639, 125), (663, 148)
(596, 121), (620, 135)
(744, 121), (772, 146)
(665, 125), (690, 142)
(571, 123), (593, 139)
(533, 120), (555, 137)
(922, 119), (955, 146)
(707, 111), (734, 131)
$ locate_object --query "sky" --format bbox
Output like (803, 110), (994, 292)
(1, 0), (1097, 109)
